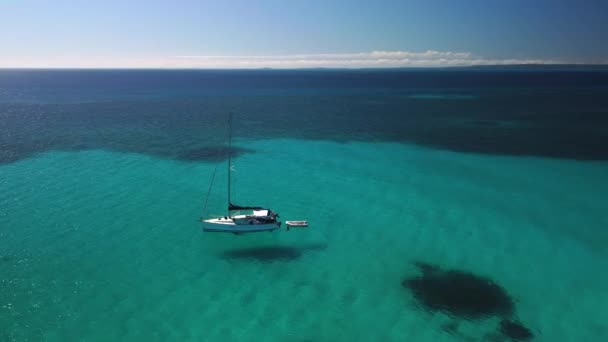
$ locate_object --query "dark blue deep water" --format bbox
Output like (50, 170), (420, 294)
(1, 69), (608, 164)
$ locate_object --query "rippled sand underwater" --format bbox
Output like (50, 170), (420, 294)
(2, 138), (608, 341)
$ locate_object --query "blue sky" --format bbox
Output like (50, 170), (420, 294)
(1, 0), (607, 68)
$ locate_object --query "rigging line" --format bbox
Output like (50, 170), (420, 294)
(201, 162), (219, 218)
(232, 163), (237, 206)
(227, 112), (232, 209)
(201, 123), (225, 218)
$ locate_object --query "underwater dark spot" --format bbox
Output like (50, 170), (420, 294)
(220, 243), (326, 262)
(176, 146), (254, 162)
(0, 255), (12, 263)
(500, 319), (534, 341)
(403, 263), (514, 319)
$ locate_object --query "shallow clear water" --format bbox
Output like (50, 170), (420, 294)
(1, 70), (608, 341)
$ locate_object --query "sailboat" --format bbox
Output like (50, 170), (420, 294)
(201, 113), (282, 234)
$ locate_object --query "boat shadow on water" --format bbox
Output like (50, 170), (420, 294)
(219, 243), (327, 262)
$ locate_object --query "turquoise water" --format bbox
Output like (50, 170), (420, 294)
(2, 138), (608, 341)
(2, 70), (608, 341)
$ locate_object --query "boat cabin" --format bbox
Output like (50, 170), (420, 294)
(232, 209), (279, 225)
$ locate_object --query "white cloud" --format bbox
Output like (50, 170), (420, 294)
(0, 50), (569, 68)
(170, 50), (562, 68)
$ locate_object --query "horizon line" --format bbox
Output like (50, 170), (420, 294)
(2, 63), (608, 71)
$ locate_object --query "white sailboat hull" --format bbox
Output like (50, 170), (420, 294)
(202, 216), (281, 233)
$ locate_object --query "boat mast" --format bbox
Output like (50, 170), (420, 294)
(227, 112), (232, 215)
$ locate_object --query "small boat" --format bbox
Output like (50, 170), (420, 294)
(286, 221), (308, 228)
(200, 113), (281, 234)
(285, 221), (308, 231)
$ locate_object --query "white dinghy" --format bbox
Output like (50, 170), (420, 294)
(286, 221), (308, 229)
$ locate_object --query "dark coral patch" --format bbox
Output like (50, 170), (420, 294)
(500, 319), (534, 341)
(403, 263), (514, 319)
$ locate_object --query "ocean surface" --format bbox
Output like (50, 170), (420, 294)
(1, 69), (608, 341)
